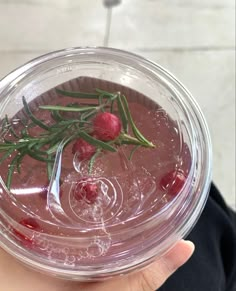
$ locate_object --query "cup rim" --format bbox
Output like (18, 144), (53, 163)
(0, 46), (212, 279)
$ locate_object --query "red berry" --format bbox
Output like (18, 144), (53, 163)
(72, 139), (96, 160)
(74, 180), (98, 204)
(13, 218), (41, 245)
(93, 112), (121, 141)
(160, 170), (186, 196)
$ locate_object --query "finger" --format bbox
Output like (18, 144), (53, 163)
(138, 240), (195, 290)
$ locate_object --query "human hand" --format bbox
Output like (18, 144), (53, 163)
(0, 240), (194, 291)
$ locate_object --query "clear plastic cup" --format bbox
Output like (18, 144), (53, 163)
(0, 47), (212, 281)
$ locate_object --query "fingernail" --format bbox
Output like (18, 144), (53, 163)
(183, 240), (195, 250)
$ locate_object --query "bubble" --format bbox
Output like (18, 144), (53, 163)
(36, 238), (48, 250)
(87, 243), (104, 258)
(87, 236), (111, 258)
(63, 247), (69, 254)
(64, 255), (76, 266)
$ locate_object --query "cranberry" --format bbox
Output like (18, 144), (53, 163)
(13, 218), (41, 245)
(160, 170), (186, 196)
(74, 180), (98, 204)
(72, 138), (96, 160)
(93, 112), (121, 141)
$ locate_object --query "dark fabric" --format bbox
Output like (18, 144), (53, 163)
(158, 183), (236, 291)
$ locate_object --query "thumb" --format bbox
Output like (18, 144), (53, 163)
(138, 240), (195, 290)
(77, 240), (194, 291)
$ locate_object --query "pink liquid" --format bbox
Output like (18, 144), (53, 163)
(0, 77), (191, 265)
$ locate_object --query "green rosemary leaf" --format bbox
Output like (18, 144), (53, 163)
(0, 115), (8, 134)
(1, 115), (9, 134)
(9, 126), (20, 139)
(128, 145), (141, 160)
(20, 127), (29, 138)
(27, 141), (40, 150)
(22, 96), (50, 131)
(47, 157), (53, 180)
(49, 120), (74, 129)
(28, 143), (49, 156)
(20, 118), (28, 127)
(116, 139), (141, 146)
(38, 131), (66, 146)
(88, 149), (101, 174)
(4, 115), (10, 124)
(0, 142), (25, 151)
(39, 105), (97, 112)
(51, 110), (65, 122)
(0, 148), (15, 164)
(27, 122), (37, 129)
(0, 144), (13, 151)
(95, 89), (116, 98)
(110, 99), (115, 113)
(31, 141), (46, 151)
(80, 94), (118, 121)
(80, 109), (98, 121)
(66, 134), (78, 145)
(49, 119), (90, 129)
(56, 88), (99, 99)
(66, 102), (80, 107)
(99, 94), (105, 112)
(46, 142), (61, 155)
(27, 150), (54, 162)
(79, 131), (117, 152)
(98, 93), (118, 113)
(2, 139), (13, 144)
(121, 95), (155, 147)
(16, 150), (27, 173)
(5, 116), (20, 138)
(109, 93), (119, 102)
(119, 133), (154, 147)
(16, 158), (21, 173)
(6, 154), (19, 189)
(117, 95), (128, 133)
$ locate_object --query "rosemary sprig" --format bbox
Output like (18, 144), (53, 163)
(0, 88), (155, 190)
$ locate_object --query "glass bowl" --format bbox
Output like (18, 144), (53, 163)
(0, 47), (212, 281)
